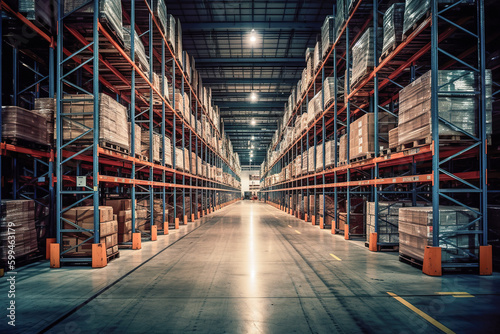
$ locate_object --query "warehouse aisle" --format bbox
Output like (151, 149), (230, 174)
(2, 201), (500, 333)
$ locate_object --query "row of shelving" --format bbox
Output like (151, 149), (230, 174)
(0, 0), (242, 269)
(258, 0), (499, 274)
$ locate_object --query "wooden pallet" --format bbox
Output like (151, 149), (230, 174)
(381, 147), (398, 156)
(349, 152), (375, 163)
(100, 141), (129, 155)
(4, 138), (50, 151)
(402, 10), (431, 42)
(379, 43), (396, 63)
(135, 153), (149, 162)
(107, 251), (120, 262)
(397, 136), (432, 152)
(399, 253), (423, 268)
(365, 242), (399, 252)
(338, 160), (349, 166)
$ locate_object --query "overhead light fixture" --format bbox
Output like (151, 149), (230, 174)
(250, 150), (253, 154)
(250, 92), (258, 101)
(251, 118), (256, 126)
(250, 29), (257, 43)
(251, 136), (255, 140)
(251, 145), (254, 149)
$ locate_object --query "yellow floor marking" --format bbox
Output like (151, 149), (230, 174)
(387, 292), (455, 334)
(288, 225), (292, 228)
(329, 253), (342, 261)
(435, 292), (474, 298)
(295, 230), (301, 234)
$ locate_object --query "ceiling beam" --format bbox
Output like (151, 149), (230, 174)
(182, 21), (321, 31)
(203, 78), (296, 84)
(217, 101), (285, 109)
(196, 57), (304, 67)
(211, 92), (289, 99)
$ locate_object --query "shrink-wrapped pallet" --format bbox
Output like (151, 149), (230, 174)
(313, 41), (322, 72)
(316, 144), (324, 172)
(382, 3), (405, 57)
(339, 134), (347, 164)
(305, 48), (314, 88)
(184, 148), (191, 173)
(166, 14), (176, 53)
(324, 140), (335, 168)
(335, 0), (346, 38)
(128, 122), (142, 155)
(61, 94), (129, 151)
(175, 147), (184, 171)
(349, 112), (396, 160)
(152, 0), (168, 39)
(0, 200), (37, 263)
(64, 0), (123, 42)
(176, 18), (183, 68)
(2, 106), (48, 146)
(398, 70), (492, 146)
(301, 151), (308, 175)
(34, 98), (56, 144)
(351, 27), (383, 89)
(399, 206), (479, 263)
(402, 0), (453, 38)
(308, 146), (315, 173)
(141, 131), (161, 163)
(307, 92), (322, 124)
(318, 194), (335, 227)
(163, 135), (172, 167)
(123, 25), (149, 73)
(322, 15), (335, 58)
(366, 201), (428, 244)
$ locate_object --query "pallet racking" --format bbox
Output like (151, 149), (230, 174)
(259, 0), (497, 273)
(1, 0), (241, 268)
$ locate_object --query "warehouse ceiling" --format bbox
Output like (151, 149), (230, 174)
(165, 0), (334, 166)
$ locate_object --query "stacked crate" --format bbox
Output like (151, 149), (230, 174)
(351, 27), (383, 90)
(105, 199), (134, 243)
(349, 112), (396, 161)
(321, 15), (335, 59)
(62, 205), (119, 257)
(123, 25), (149, 73)
(0, 200), (38, 264)
(62, 94), (129, 151)
(34, 98), (55, 144)
(388, 128), (398, 150)
(399, 206), (480, 263)
(366, 201), (428, 245)
(2, 106), (48, 146)
(398, 70), (492, 147)
(339, 134), (348, 164)
(381, 3), (405, 58)
(141, 131), (161, 163)
(166, 14), (176, 53)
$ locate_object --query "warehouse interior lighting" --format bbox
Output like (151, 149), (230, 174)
(250, 29), (256, 43)
(251, 118), (256, 126)
(251, 136), (255, 140)
(250, 92), (257, 101)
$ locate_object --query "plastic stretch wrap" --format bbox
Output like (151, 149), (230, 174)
(399, 206), (479, 263)
(316, 144), (324, 172)
(339, 134), (347, 164)
(366, 201), (428, 244)
(164, 136), (172, 167)
(335, 0), (346, 39)
(351, 27), (383, 89)
(308, 147), (315, 173)
(1, 107), (48, 145)
(123, 26), (149, 73)
(382, 3), (405, 56)
(34, 98), (56, 144)
(322, 15), (335, 58)
(61, 94), (129, 150)
(388, 127), (399, 149)
(313, 41), (322, 72)
(175, 147), (184, 171)
(398, 70), (492, 146)
(141, 131), (161, 162)
(64, 0), (124, 42)
(166, 14), (176, 53)
(152, 0), (168, 38)
(129, 122), (141, 155)
(176, 18), (183, 68)
(403, 0), (445, 37)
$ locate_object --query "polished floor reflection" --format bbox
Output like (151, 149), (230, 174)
(2, 201), (500, 333)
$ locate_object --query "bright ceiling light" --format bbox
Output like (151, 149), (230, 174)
(250, 151), (253, 154)
(250, 92), (257, 101)
(251, 145), (254, 149)
(251, 136), (255, 140)
(250, 29), (257, 43)
(251, 118), (256, 126)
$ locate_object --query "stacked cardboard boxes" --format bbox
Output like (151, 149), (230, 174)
(399, 206), (480, 263)
(0, 200), (37, 264)
(2, 106), (48, 146)
(349, 112), (396, 160)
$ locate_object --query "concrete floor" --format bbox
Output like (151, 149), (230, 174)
(1, 201), (500, 333)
